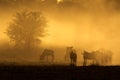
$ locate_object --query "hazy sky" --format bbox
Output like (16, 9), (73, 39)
(0, 0), (120, 65)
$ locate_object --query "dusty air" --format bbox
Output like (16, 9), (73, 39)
(0, 0), (120, 66)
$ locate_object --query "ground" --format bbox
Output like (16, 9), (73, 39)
(0, 64), (119, 80)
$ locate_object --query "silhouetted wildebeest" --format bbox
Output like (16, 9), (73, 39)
(82, 49), (113, 66)
(64, 46), (77, 66)
(96, 49), (113, 65)
(40, 49), (54, 63)
(64, 47), (73, 62)
(82, 50), (95, 66)
(70, 49), (77, 66)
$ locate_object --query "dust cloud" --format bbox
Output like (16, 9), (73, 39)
(0, 0), (120, 65)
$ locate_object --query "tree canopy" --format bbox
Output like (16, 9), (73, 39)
(6, 10), (47, 49)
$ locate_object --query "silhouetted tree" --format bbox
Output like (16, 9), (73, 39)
(6, 10), (47, 49)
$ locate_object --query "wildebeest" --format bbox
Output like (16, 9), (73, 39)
(82, 50), (96, 66)
(64, 47), (73, 62)
(40, 49), (54, 63)
(64, 47), (77, 66)
(96, 49), (113, 65)
(70, 49), (77, 66)
(82, 49), (113, 66)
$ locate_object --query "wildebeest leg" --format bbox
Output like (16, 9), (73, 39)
(47, 55), (48, 62)
(72, 59), (74, 65)
(92, 59), (96, 65)
(83, 58), (85, 66)
(51, 55), (54, 63)
(74, 59), (77, 66)
(71, 58), (74, 65)
(83, 58), (87, 66)
(71, 58), (72, 65)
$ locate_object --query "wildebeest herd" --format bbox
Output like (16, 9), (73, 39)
(82, 49), (113, 66)
(40, 47), (113, 66)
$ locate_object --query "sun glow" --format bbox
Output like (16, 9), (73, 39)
(57, 0), (63, 4)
